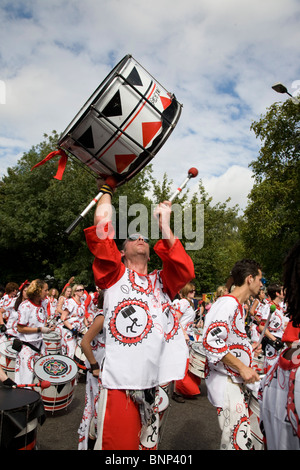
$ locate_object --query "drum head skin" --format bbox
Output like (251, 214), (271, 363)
(0, 341), (17, 358)
(34, 355), (78, 384)
(58, 55), (182, 187)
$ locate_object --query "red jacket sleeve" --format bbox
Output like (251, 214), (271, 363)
(154, 238), (195, 300)
(282, 321), (300, 344)
(84, 223), (125, 289)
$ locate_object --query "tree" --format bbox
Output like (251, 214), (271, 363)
(0, 132), (245, 294)
(242, 97), (300, 281)
(182, 181), (244, 294)
(0, 131), (153, 288)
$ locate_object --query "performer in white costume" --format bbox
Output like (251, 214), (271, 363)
(59, 284), (89, 358)
(259, 240), (300, 449)
(15, 279), (54, 385)
(203, 259), (262, 450)
(84, 182), (195, 450)
(78, 294), (105, 450)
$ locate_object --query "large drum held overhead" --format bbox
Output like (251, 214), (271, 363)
(58, 54), (182, 186)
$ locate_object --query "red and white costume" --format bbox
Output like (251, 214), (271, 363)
(249, 300), (268, 343)
(0, 293), (17, 322)
(173, 298), (195, 335)
(202, 295), (255, 450)
(84, 222), (194, 450)
(258, 349), (300, 449)
(15, 299), (48, 385)
(78, 312), (105, 450)
(4, 307), (19, 340)
(261, 302), (288, 372)
(172, 298), (201, 397)
(59, 297), (86, 358)
(47, 297), (58, 324)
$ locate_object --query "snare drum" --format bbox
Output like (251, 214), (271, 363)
(43, 330), (61, 355)
(189, 342), (206, 378)
(58, 55), (182, 186)
(0, 340), (17, 379)
(74, 338), (87, 374)
(0, 387), (45, 450)
(252, 355), (264, 374)
(34, 355), (78, 412)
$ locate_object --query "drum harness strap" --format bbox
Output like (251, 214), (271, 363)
(12, 337), (42, 354)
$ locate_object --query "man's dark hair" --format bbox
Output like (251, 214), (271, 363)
(267, 283), (283, 301)
(283, 239), (300, 326)
(231, 259), (261, 287)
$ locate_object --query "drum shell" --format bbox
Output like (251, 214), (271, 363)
(39, 378), (77, 412)
(34, 355), (78, 412)
(189, 342), (206, 378)
(43, 330), (61, 355)
(0, 340), (17, 379)
(0, 388), (44, 450)
(74, 339), (87, 374)
(252, 355), (264, 374)
(58, 55), (182, 186)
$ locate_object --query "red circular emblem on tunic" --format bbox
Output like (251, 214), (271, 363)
(109, 299), (153, 345)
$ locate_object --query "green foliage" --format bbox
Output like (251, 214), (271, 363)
(187, 181), (244, 293)
(242, 98), (300, 280)
(0, 131), (245, 294)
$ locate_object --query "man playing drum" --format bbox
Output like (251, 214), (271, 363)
(84, 182), (194, 450)
(202, 259), (262, 450)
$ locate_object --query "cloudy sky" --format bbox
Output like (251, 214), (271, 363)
(1, 0), (299, 212)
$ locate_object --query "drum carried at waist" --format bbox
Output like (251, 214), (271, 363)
(58, 54), (182, 187)
(34, 355), (78, 412)
(252, 354), (265, 375)
(0, 387), (45, 450)
(0, 340), (18, 380)
(43, 330), (61, 355)
(189, 342), (207, 379)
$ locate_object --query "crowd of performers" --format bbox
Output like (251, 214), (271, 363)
(0, 186), (300, 451)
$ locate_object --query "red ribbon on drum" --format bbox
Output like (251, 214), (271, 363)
(31, 149), (69, 180)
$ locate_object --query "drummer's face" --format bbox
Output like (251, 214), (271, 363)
(41, 283), (49, 300)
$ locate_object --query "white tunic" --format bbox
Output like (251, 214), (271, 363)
(259, 350), (300, 449)
(101, 268), (188, 390)
(203, 295), (254, 408)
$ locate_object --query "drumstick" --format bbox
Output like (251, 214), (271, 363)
(65, 167), (198, 235)
(65, 176), (118, 235)
(16, 380), (51, 390)
(169, 167), (198, 202)
(255, 304), (277, 348)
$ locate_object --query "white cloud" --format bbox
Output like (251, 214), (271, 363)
(0, 0), (299, 211)
(202, 165), (254, 212)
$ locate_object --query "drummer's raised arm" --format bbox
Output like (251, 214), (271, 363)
(94, 181), (114, 226)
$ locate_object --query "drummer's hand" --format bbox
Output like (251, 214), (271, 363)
(40, 327), (53, 334)
(240, 365), (260, 384)
(3, 377), (17, 388)
(252, 341), (262, 356)
(92, 369), (100, 378)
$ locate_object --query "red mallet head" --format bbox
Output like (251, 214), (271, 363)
(40, 380), (51, 389)
(188, 167), (198, 178)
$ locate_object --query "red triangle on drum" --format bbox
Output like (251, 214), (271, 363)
(142, 122), (162, 148)
(160, 96), (172, 110)
(115, 154), (136, 173)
